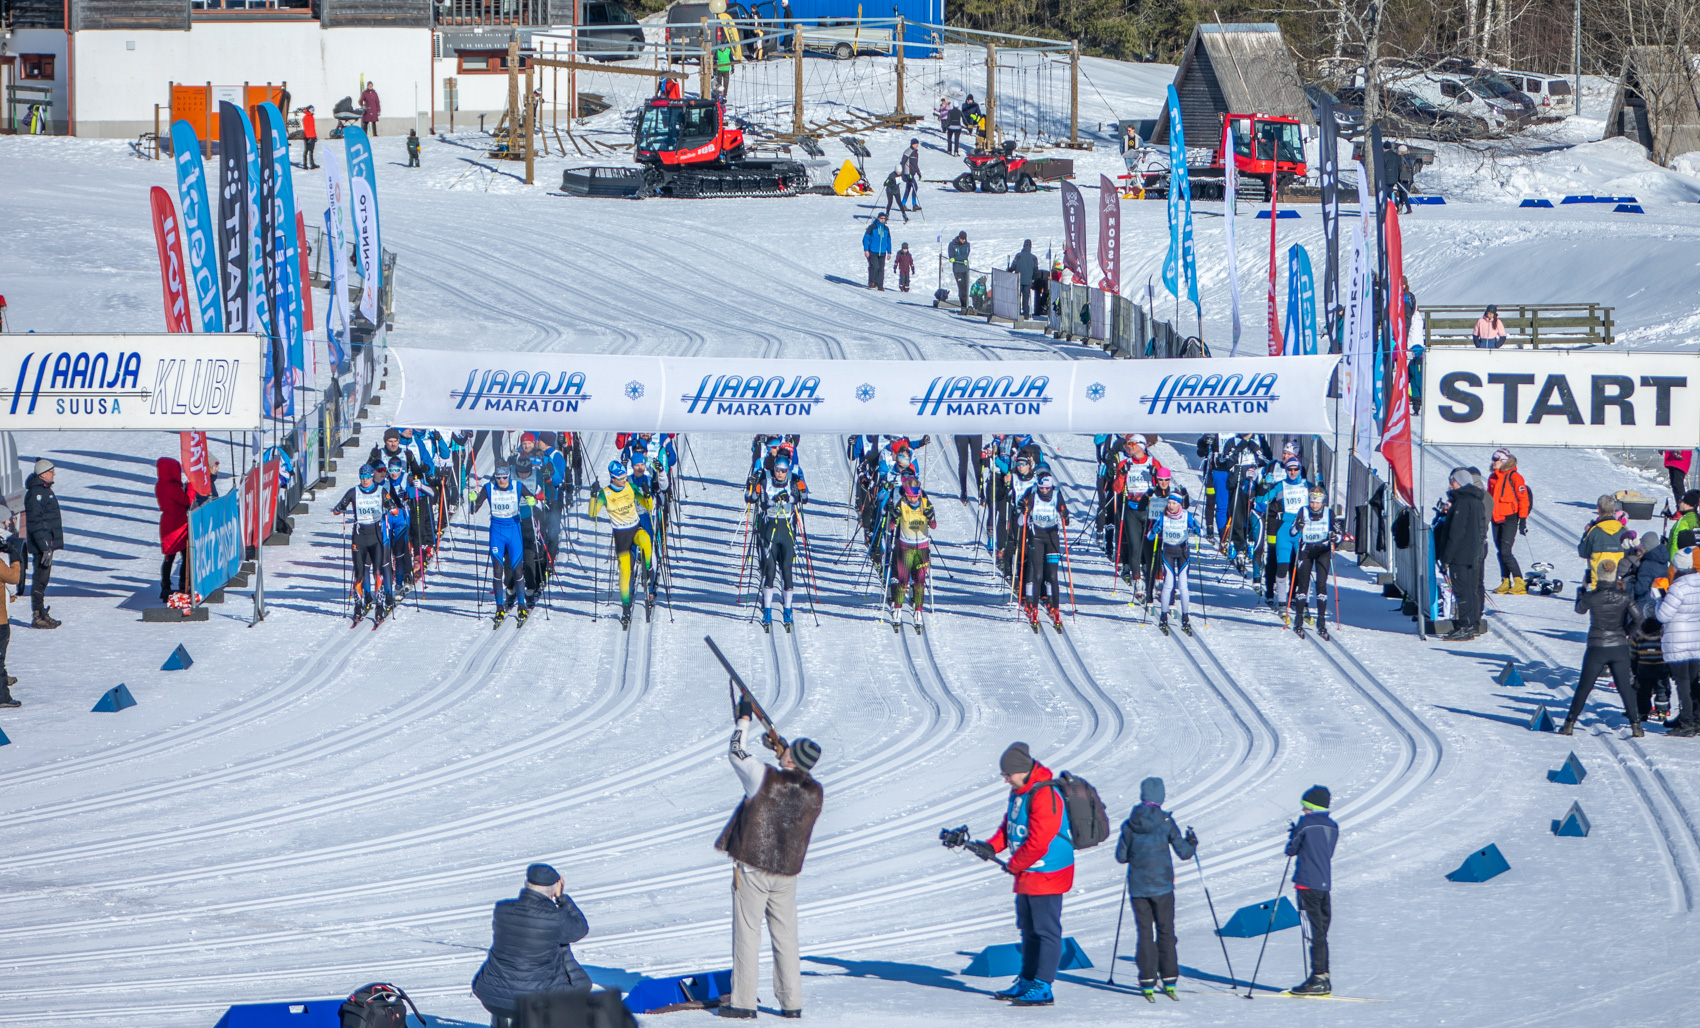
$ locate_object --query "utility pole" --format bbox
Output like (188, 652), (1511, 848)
(985, 41), (996, 150)
(701, 18), (712, 100)
(1573, 0), (1582, 117)
(1070, 40), (1080, 146)
(894, 15), (906, 116)
(793, 27), (805, 136)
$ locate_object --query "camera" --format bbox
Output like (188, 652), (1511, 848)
(939, 825), (971, 849)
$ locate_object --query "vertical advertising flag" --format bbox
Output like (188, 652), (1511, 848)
(149, 187), (194, 333)
(1317, 93), (1340, 348)
(180, 430), (213, 497)
(1060, 180), (1088, 285)
(256, 110), (282, 416)
(1224, 124), (1242, 356)
(217, 102), (249, 335)
(170, 121), (223, 334)
(262, 102), (303, 417)
(296, 211), (316, 335)
(343, 125), (383, 323)
(1097, 174), (1120, 294)
(1351, 227), (1377, 457)
(322, 149), (352, 370)
(1266, 181), (1282, 356)
(239, 106), (271, 343)
(1387, 204), (1406, 348)
(1294, 245), (1317, 356)
(1161, 84), (1185, 303)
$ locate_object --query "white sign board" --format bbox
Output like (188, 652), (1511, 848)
(389, 347), (1339, 435)
(1424, 349), (1700, 448)
(0, 334), (263, 431)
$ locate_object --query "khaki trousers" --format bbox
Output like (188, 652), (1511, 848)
(731, 863), (801, 1012)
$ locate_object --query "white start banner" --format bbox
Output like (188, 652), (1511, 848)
(1424, 349), (1700, 448)
(0, 334), (264, 431)
(388, 348), (1339, 435)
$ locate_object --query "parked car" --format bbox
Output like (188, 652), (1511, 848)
(1334, 85), (1491, 141)
(665, 1), (770, 62)
(1305, 82), (1364, 137)
(1384, 71), (1519, 136)
(577, 1), (646, 61)
(799, 20), (895, 59)
(1498, 70), (1577, 118)
(1465, 71), (1537, 121)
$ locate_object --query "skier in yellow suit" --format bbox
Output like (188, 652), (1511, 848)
(588, 460), (656, 628)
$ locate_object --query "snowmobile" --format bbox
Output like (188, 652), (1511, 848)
(953, 139), (1038, 194)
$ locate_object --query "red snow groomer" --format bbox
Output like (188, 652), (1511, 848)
(1136, 112), (1307, 201)
(631, 96), (809, 198)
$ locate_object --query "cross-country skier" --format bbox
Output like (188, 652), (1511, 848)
(1289, 487), (1341, 639)
(1219, 433), (1273, 565)
(381, 458), (416, 589)
(997, 447), (1043, 581)
(1145, 490), (1203, 635)
(888, 480), (937, 632)
(468, 462), (541, 626)
(1260, 458), (1312, 618)
(587, 461), (656, 629)
(1019, 473), (1069, 630)
(747, 455), (806, 631)
(330, 463), (398, 624)
(1102, 435), (1165, 593)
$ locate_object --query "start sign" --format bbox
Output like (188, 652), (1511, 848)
(1424, 349), (1700, 449)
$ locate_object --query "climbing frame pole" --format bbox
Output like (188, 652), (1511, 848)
(793, 28), (805, 135)
(894, 16), (906, 116)
(523, 63), (535, 184)
(985, 41), (997, 150)
(701, 18), (712, 99)
(1070, 40), (1080, 146)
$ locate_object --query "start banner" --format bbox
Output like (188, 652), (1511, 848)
(389, 348), (1338, 436)
(0, 334), (263, 431)
(1425, 349), (1700, 448)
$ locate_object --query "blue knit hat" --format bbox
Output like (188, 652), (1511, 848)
(1140, 776), (1165, 804)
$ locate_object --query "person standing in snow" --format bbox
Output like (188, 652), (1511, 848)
(716, 700), (823, 1019)
(1564, 557), (1641, 736)
(154, 457), (192, 602)
(406, 128), (421, 167)
(300, 105), (319, 169)
(1487, 448), (1531, 595)
(1437, 468), (1488, 641)
(1286, 786), (1339, 996)
(862, 212), (892, 290)
(471, 863), (591, 1028)
(948, 231), (971, 312)
(22, 459), (61, 630)
(1114, 777), (1197, 1001)
(944, 103), (964, 155)
(360, 82), (381, 135)
(1008, 240), (1039, 319)
(0, 506), (23, 708)
(894, 242), (915, 293)
(966, 742), (1074, 1007)
(1472, 304), (1508, 348)
(1578, 495), (1630, 585)
(1665, 451), (1693, 508)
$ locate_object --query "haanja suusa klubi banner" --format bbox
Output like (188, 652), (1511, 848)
(388, 347), (1339, 435)
(1424, 349), (1700, 449)
(0, 334), (262, 430)
(189, 489), (243, 597)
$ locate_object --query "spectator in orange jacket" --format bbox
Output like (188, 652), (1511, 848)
(1488, 448), (1531, 594)
(300, 105), (318, 169)
(967, 743), (1073, 1007)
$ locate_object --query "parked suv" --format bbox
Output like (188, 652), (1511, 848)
(578, 1), (646, 60)
(1498, 71), (1576, 118)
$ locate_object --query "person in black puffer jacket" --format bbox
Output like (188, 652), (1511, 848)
(1565, 557), (1642, 736)
(471, 864), (591, 1027)
(1113, 777), (1197, 1000)
(1438, 468), (1489, 641)
(22, 459), (63, 629)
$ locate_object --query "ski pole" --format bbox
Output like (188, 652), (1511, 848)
(1331, 541), (1341, 629)
(1061, 517), (1078, 621)
(798, 515), (822, 626)
(1245, 853), (1294, 999)
(1191, 843), (1239, 994)
(1106, 877), (1129, 985)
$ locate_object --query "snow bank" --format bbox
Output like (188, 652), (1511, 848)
(1419, 135), (1700, 204)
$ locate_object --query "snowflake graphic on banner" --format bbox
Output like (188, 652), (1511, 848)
(855, 383), (876, 403)
(625, 381), (645, 400)
(1086, 382), (1106, 402)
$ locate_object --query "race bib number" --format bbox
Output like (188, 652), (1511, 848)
(355, 488), (383, 526)
(1127, 462), (1152, 495)
(490, 484), (519, 518)
(1302, 515), (1330, 544)
(1161, 516), (1189, 545)
(1281, 482), (1308, 511)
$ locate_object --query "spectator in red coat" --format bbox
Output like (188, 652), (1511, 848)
(894, 243), (915, 293)
(968, 743), (1074, 1007)
(360, 83), (381, 136)
(300, 105), (319, 169)
(155, 457), (192, 602)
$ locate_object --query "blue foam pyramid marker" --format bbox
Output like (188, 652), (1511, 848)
(1255, 209), (1301, 219)
(1613, 195), (1640, 203)
(624, 970), (730, 1014)
(1519, 198), (1554, 208)
(1547, 751), (1587, 785)
(1058, 936), (1093, 971)
(1527, 703), (1555, 732)
(1561, 194), (1597, 203)
(214, 1000), (341, 1027)
(1216, 895), (1300, 937)
(1614, 203), (1644, 213)
(1553, 801), (1591, 837)
(962, 938), (1091, 976)
(1446, 842), (1511, 882)
(91, 684), (136, 713)
(1409, 195), (1446, 205)
(161, 644), (193, 671)
(0, 725), (9, 746)
(1494, 660), (1524, 687)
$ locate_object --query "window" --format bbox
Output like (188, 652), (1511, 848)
(587, 3), (609, 24)
(1439, 81), (1461, 99)
(21, 54), (55, 81)
(457, 50), (526, 74)
(1229, 116), (1252, 157)
(1547, 79), (1571, 96)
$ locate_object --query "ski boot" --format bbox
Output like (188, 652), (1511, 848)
(492, 607), (506, 628)
(761, 607), (773, 633)
(1139, 979), (1157, 1003)
(1181, 614), (1194, 636)
(1288, 973), (1331, 996)
(1022, 602), (1040, 631)
(1008, 981), (1054, 1007)
(890, 605), (903, 632)
(1317, 618), (1331, 641)
(992, 977), (1034, 1002)
(620, 604), (632, 631)
(1632, 720), (1645, 738)
(1559, 717), (1577, 735)
(1162, 978), (1179, 1001)
(1048, 603), (1063, 632)
(516, 606), (529, 626)
(782, 608), (794, 633)
(1279, 606), (1292, 628)
(1294, 605), (1307, 638)
(1159, 610), (1172, 636)
(912, 607), (924, 634)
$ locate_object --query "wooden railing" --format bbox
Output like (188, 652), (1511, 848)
(1421, 303), (1615, 348)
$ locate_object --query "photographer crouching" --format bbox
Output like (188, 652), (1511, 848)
(471, 863), (591, 1028)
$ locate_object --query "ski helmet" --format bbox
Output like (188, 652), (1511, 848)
(387, 457), (405, 475)
(773, 455), (792, 472)
(1125, 433), (1147, 448)
(608, 460), (628, 479)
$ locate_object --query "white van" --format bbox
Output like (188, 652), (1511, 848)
(1384, 71), (1518, 135)
(1498, 71), (1577, 118)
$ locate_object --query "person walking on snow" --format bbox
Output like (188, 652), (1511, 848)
(894, 242), (915, 292)
(881, 171), (909, 223)
(948, 231), (971, 312)
(360, 82), (381, 135)
(406, 128), (421, 167)
(1563, 557), (1641, 736)
(154, 457), (192, 602)
(1287, 786), (1338, 996)
(471, 864), (591, 1028)
(1487, 448), (1531, 594)
(943, 103), (964, 155)
(1114, 777), (1197, 1001)
(1008, 240), (1039, 319)
(300, 105), (319, 168)
(862, 213), (892, 290)
(716, 700), (823, 1019)
(964, 743), (1073, 1007)
(22, 459), (62, 629)
(900, 138), (922, 210)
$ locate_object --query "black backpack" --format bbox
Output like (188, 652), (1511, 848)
(517, 990), (638, 1028)
(339, 983), (421, 1028)
(1040, 771), (1110, 849)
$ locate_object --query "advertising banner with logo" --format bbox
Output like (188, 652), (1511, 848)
(170, 120), (224, 334)
(0, 334), (263, 430)
(242, 458), (281, 549)
(390, 348), (1337, 436)
(1425, 350), (1700, 448)
(149, 187), (194, 334)
(189, 489), (243, 597)
(180, 430), (213, 496)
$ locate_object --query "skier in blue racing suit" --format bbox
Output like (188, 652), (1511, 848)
(469, 463), (544, 624)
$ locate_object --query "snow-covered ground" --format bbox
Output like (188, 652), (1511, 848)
(2, 48), (1700, 1028)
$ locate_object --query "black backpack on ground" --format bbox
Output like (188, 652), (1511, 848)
(339, 983), (422, 1028)
(518, 990), (638, 1028)
(1039, 771), (1111, 849)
